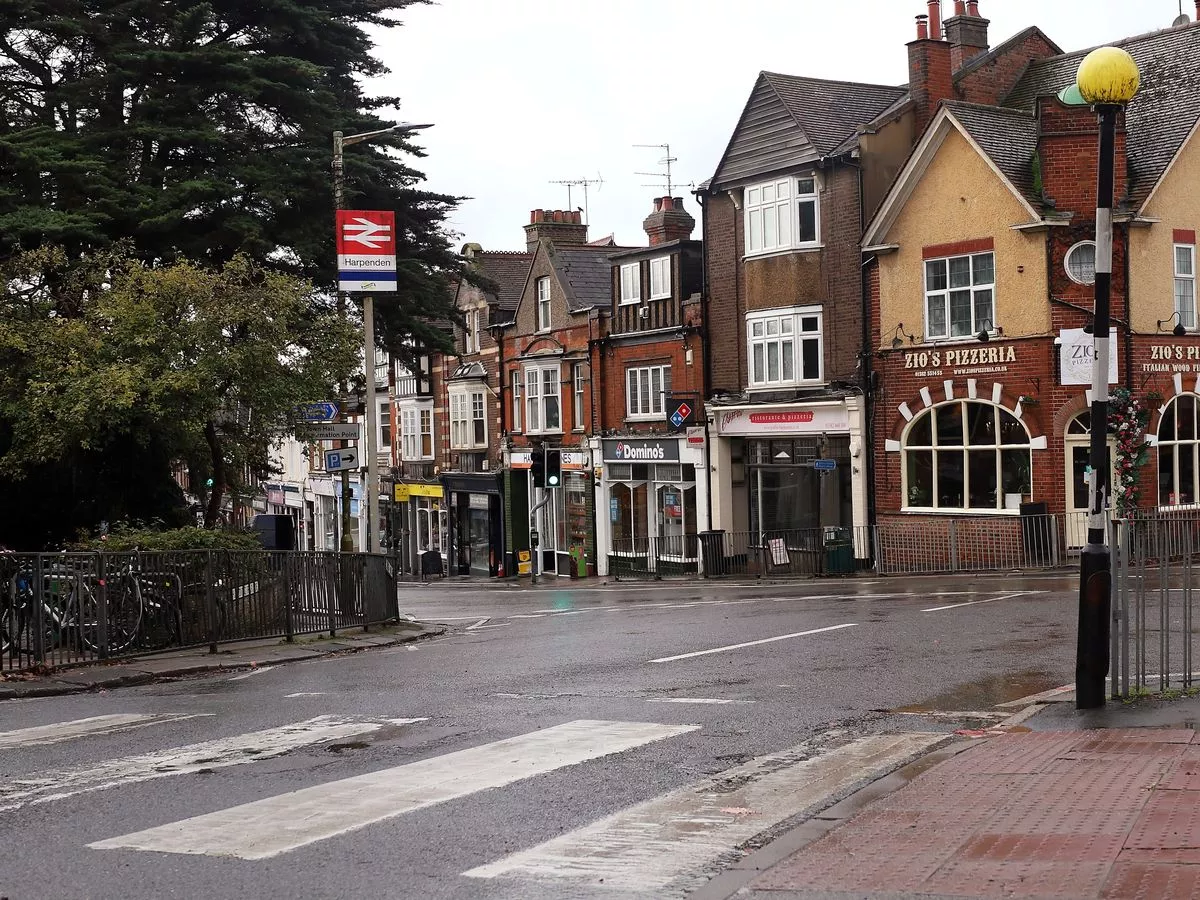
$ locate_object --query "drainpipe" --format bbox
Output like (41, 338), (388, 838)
(1122, 225), (1133, 391)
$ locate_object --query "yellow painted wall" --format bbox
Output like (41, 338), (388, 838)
(877, 127), (1047, 348)
(1130, 126), (1200, 333)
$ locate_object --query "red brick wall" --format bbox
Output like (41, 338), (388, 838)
(501, 316), (596, 452)
(703, 192), (742, 395)
(598, 335), (705, 435)
(908, 37), (953, 137)
(1037, 100), (1130, 219)
(955, 31), (1061, 105)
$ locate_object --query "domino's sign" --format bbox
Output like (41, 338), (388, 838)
(602, 439), (680, 463)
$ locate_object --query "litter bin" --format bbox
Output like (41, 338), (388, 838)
(1020, 501), (1051, 565)
(698, 530), (728, 577)
(823, 527), (854, 575)
(568, 545), (587, 578)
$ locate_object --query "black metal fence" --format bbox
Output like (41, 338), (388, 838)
(0, 550), (397, 673)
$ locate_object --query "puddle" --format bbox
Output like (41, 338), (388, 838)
(895, 671), (1064, 713)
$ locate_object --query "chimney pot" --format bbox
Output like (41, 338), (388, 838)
(954, 0), (966, 13)
(1195, 0), (1199, 20)
(927, 0), (942, 40)
(966, 0), (979, 15)
(915, 13), (929, 40)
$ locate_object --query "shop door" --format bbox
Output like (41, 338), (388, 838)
(1065, 413), (1114, 549)
(535, 487), (558, 574)
(467, 505), (490, 575)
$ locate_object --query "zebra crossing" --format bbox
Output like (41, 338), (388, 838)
(2, 709), (946, 895)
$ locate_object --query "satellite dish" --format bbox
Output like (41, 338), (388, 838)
(1174, 13), (1191, 25)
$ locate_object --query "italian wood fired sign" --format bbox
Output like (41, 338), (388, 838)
(1143, 343), (1200, 373)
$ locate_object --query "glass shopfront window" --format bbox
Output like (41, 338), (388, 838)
(608, 461), (697, 558)
(748, 437), (851, 539)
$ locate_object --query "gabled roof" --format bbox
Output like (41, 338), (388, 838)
(862, 103), (1041, 248)
(550, 244), (633, 312)
(457, 248), (531, 326)
(1002, 20), (1200, 210)
(710, 73), (906, 189)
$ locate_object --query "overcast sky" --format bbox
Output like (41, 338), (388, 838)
(375, 1), (1190, 251)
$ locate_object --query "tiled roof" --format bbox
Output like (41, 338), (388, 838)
(761, 73), (908, 156)
(1003, 21), (1200, 209)
(943, 101), (1041, 207)
(551, 245), (632, 312)
(468, 250), (531, 311)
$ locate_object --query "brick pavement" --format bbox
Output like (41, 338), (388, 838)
(747, 727), (1200, 899)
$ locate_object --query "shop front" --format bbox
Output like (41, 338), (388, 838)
(596, 436), (708, 577)
(442, 473), (505, 577)
(393, 481), (446, 575)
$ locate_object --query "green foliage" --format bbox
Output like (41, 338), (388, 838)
(0, 0), (462, 359)
(74, 526), (263, 552)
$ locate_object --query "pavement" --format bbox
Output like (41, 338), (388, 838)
(702, 688), (1200, 900)
(0, 620), (445, 699)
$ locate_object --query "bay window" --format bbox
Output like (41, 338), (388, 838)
(511, 370), (522, 432)
(524, 364), (561, 434)
(400, 403), (433, 460)
(450, 388), (486, 450)
(747, 307), (822, 388)
(744, 175), (819, 256)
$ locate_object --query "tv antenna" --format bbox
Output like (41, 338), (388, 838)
(634, 142), (683, 195)
(1176, 0), (1191, 25)
(548, 174), (603, 224)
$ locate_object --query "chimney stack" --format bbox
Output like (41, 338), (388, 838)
(927, 0), (942, 40)
(523, 209), (588, 252)
(909, 7), (954, 136)
(945, 0), (990, 71)
(643, 196), (696, 246)
(1196, 0), (1200, 21)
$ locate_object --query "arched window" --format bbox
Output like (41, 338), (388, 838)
(1158, 394), (1200, 506)
(902, 400), (1032, 511)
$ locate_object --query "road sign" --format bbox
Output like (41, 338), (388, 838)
(324, 448), (360, 472)
(296, 422), (361, 441)
(336, 210), (396, 292)
(295, 402), (340, 423)
(813, 458), (837, 471)
(666, 398), (694, 431)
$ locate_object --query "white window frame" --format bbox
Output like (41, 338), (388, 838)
(399, 401), (433, 460)
(524, 363), (561, 435)
(626, 365), (672, 420)
(450, 388), (487, 450)
(511, 370), (522, 433)
(1064, 241), (1097, 286)
(924, 250), (996, 340)
(377, 400), (392, 456)
(746, 306), (823, 389)
(572, 363), (585, 431)
(649, 256), (670, 300)
(901, 399), (1032, 513)
(464, 308), (481, 354)
(1158, 393), (1200, 507)
(619, 263), (640, 305)
(1175, 243), (1196, 331)
(536, 277), (551, 332)
(744, 175), (820, 256)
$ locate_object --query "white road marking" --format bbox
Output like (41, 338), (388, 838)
(995, 682), (1075, 707)
(91, 719), (697, 860)
(228, 666), (278, 681)
(646, 698), (756, 705)
(0, 713), (209, 750)
(472, 623), (511, 630)
(284, 693), (327, 698)
(466, 617), (490, 630)
(649, 623), (857, 663)
(921, 590), (1043, 612)
(464, 732), (946, 892)
(509, 614), (546, 619)
(2, 716), (425, 813)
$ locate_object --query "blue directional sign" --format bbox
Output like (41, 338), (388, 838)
(295, 402), (339, 423)
(813, 458), (837, 471)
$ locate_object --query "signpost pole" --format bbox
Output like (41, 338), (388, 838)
(363, 294), (381, 553)
(332, 131), (354, 552)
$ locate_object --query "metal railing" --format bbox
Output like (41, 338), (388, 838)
(1112, 512), (1200, 698)
(611, 515), (1085, 580)
(0, 550), (397, 673)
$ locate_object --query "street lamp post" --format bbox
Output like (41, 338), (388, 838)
(1074, 47), (1140, 709)
(332, 122), (433, 553)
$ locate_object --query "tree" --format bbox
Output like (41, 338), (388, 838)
(0, 0), (461, 359)
(0, 248), (358, 538)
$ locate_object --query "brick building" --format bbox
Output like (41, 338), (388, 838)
(500, 211), (635, 577)
(862, 11), (1200, 566)
(592, 197), (706, 577)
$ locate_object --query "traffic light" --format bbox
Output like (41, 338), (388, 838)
(530, 445), (546, 488)
(546, 450), (562, 488)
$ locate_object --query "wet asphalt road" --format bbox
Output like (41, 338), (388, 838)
(0, 573), (1080, 900)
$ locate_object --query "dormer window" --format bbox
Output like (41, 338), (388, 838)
(649, 257), (670, 300)
(619, 263), (640, 305)
(745, 175), (820, 256)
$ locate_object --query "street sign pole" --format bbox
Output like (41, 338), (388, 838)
(332, 131), (354, 552)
